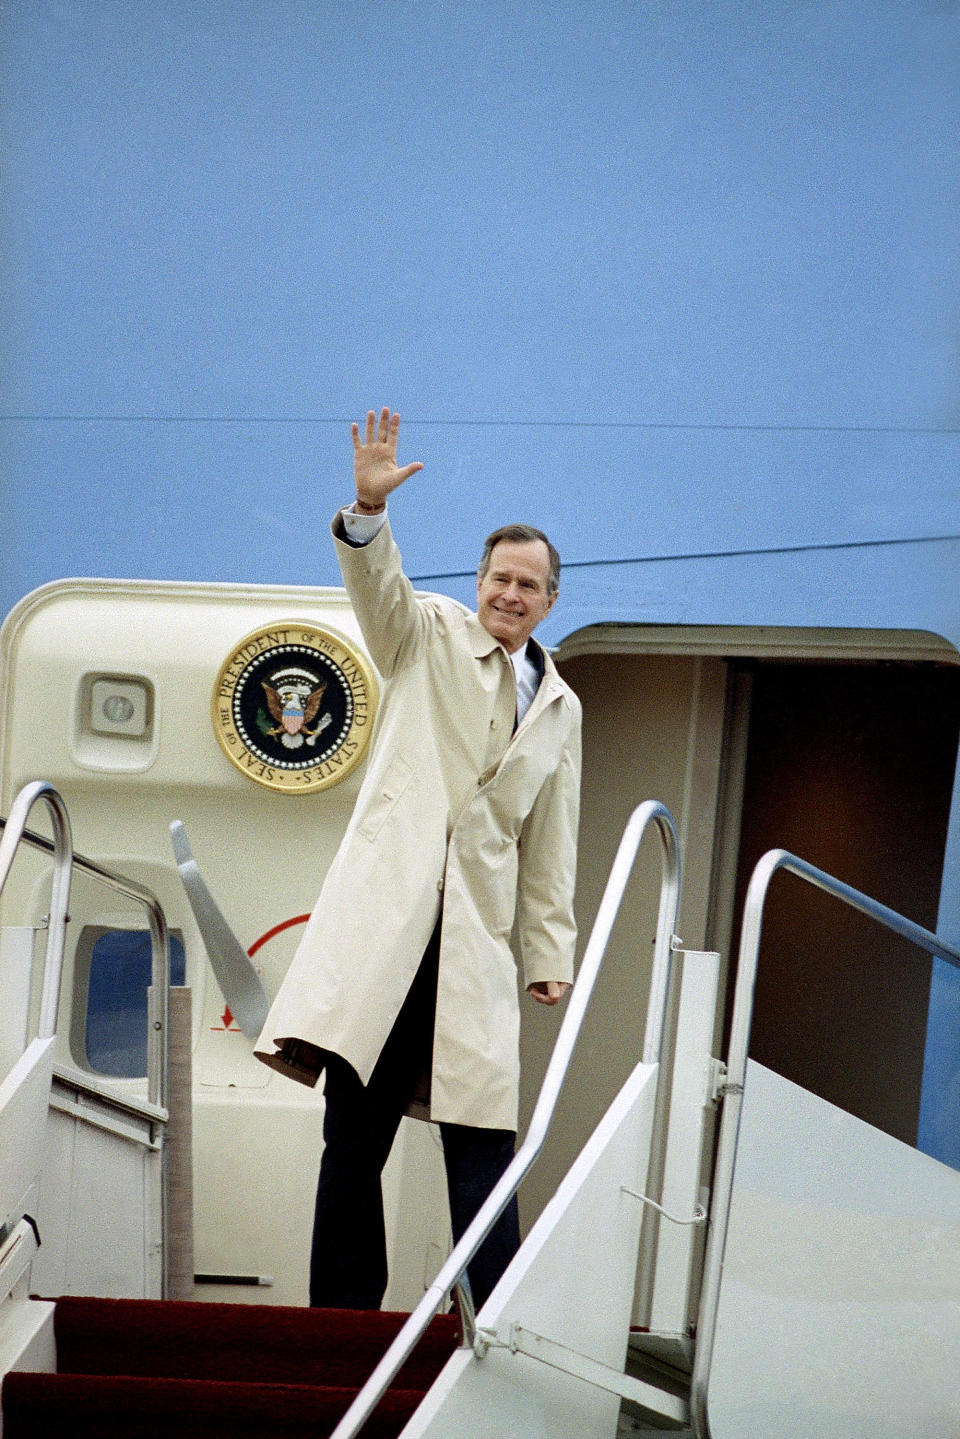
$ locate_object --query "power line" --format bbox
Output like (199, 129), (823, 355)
(2, 414), (960, 437)
(409, 530), (960, 583)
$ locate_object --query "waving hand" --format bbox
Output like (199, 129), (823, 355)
(351, 407), (423, 513)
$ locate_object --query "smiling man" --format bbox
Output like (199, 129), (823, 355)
(256, 408), (582, 1312)
(476, 529), (558, 651)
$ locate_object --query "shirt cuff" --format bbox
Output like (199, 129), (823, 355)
(340, 503), (388, 544)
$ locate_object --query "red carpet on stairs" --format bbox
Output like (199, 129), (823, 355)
(1, 1296), (460, 1439)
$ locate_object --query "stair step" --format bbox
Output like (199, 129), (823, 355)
(1, 1297), (462, 1439)
(1, 1371), (426, 1439)
(52, 1295), (458, 1388)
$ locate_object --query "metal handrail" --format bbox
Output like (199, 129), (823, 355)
(689, 848), (960, 1439)
(0, 784), (172, 1112)
(327, 798), (681, 1439)
(0, 781), (73, 1041)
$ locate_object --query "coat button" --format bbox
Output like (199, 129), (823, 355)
(437, 878), (444, 892)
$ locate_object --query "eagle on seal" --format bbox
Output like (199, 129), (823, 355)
(261, 680), (329, 749)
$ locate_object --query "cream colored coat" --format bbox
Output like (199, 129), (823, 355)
(255, 516), (581, 1130)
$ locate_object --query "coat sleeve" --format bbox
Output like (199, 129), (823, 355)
(515, 700), (582, 988)
(330, 512), (431, 678)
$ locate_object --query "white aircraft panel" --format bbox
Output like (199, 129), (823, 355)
(708, 1060), (960, 1438)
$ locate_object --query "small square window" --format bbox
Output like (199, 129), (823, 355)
(77, 927), (186, 1078)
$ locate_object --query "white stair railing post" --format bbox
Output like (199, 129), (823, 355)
(0, 780), (73, 1042)
(690, 848), (960, 1439)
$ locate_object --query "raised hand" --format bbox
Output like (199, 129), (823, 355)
(351, 407), (423, 513)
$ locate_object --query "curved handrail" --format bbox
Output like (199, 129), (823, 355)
(328, 798), (682, 1439)
(0, 785), (172, 1111)
(0, 780), (73, 1040)
(690, 848), (960, 1439)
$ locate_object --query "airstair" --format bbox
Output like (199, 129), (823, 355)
(1, 784), (959, 1437)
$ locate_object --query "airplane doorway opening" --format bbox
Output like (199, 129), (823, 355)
(517, 628), (960, 1235)
(726, 659), (960, 1146)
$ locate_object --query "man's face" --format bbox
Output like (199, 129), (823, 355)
(476, 539), (557, 654)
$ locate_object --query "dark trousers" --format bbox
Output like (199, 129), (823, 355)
(309, 926), (520, 1312)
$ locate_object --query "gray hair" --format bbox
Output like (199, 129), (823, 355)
(478, 524), (561, 597)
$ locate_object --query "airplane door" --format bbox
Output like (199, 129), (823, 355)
(0, 578), (450, 1308)
(520, 631), (960, 1277)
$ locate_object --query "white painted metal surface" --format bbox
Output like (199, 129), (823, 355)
(31, 1074), (164, 1298)
(0, 1040), (55, 1246)
(498, 1325), (688, 1425)
(640, 949), (719, 1336)
(0, 1297), (55, 1390)
(0, 930), (34, 1086)
(707, 1061), (960, 1439)
(170, 820), (268, 1039)
(0, 1222), (39, 1307)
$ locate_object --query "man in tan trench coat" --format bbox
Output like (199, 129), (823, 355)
(255, 408), (581, 1311)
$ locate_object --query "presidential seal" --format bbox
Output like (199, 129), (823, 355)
(212, 622), (377, 794)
